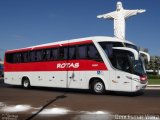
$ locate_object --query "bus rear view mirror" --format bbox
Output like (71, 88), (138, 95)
(139, 51), (150, 62)
(112, 47), (139, 60)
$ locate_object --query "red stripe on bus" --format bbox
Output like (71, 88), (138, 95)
(4, 60), (107, 72)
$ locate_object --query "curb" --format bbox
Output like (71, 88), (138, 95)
(146, 87), (160, 90)
(147, 85), (160, 87)
(146, 85), (160, 90)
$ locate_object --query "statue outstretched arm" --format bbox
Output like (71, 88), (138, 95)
(97, 12), (115, 19)
(124, 9), (146, 18)
(137, 9), (146, 13)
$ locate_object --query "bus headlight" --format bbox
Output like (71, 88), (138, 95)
(140, 75), (147, 84)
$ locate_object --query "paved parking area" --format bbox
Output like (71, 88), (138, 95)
(0, 79), (160, 120)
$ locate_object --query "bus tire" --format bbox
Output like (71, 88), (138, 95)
(91, 79), (105, 94)
(22, 77), (30, 88)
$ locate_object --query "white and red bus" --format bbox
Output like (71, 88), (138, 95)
(4, 36), (148, 94)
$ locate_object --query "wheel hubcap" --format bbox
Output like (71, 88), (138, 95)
(24, 80), (29, 87)
(94, 82), (103, 92)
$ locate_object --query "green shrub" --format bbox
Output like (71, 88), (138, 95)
(147, 75), (160, 79)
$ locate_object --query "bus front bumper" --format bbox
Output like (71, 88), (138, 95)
(135, 81), (148, 92)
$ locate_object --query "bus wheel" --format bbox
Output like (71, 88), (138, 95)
(91, 79), (105, 94)
(22, 78), (30, 88)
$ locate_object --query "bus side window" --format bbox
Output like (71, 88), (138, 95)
(45, 49), (51, 61)
(78, 45), (87, 59)
(13, 53), (17, 63)
(18, 53), (22, 63)
(36, 50), (43, 62)
(101, 43), (113, 58)
(69, 46), (76, 60)
(13, 53), (22, 63)
(42, 49), (51, 61)
(42, 50), (46, 61)
(6, 53), (14, 63)
(51, 48), (58, 60)
(30, 51), (36, 62)
(87, 44), (102, 60)
(22, 52), (29, 63)
(59, 47), (68, 60)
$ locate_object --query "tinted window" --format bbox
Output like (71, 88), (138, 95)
(59, 47), (68, 60)
(43, 49), (51, 61)
(30, 51), (36, 62)
(99, 42), (132, 73)
(78, 45), (86, 59)
(69, 46), (76, 60)
(51, 48), (58, 60)
(22, 52), (29, 62)
(6, 53), (14, 63)
(87, 44), (101, 60)
(99, 42), (123, 58)
(36, 50), (43, 61)
(115, 54), (130, 72)
(110, 50), (131, 73)
(6, 44), (103, 63)
(13, 53), (22, 63)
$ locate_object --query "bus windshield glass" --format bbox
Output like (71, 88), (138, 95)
(132, 59), (146, 75)
(99, 42), (145, 75)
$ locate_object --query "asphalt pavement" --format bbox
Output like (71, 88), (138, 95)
(0, 79), (160, 120)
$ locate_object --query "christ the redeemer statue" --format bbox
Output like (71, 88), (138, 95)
(97, 1), (146, 40)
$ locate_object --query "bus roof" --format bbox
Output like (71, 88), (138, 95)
(6, 36), (135, 53)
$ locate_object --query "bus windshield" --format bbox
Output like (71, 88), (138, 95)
(132, 59), (146, 75)
(99, 42), (146, 75)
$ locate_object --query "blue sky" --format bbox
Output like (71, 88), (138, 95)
(0, 0), (160, 59)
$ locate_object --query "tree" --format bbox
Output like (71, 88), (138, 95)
(147, 56), (160, 75)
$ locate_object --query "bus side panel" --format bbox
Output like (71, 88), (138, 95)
(4, 71), (68, 88)
(67, 71), (86, 89)
(66, 58), (109, 89)
(4, 72), (22, 85)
